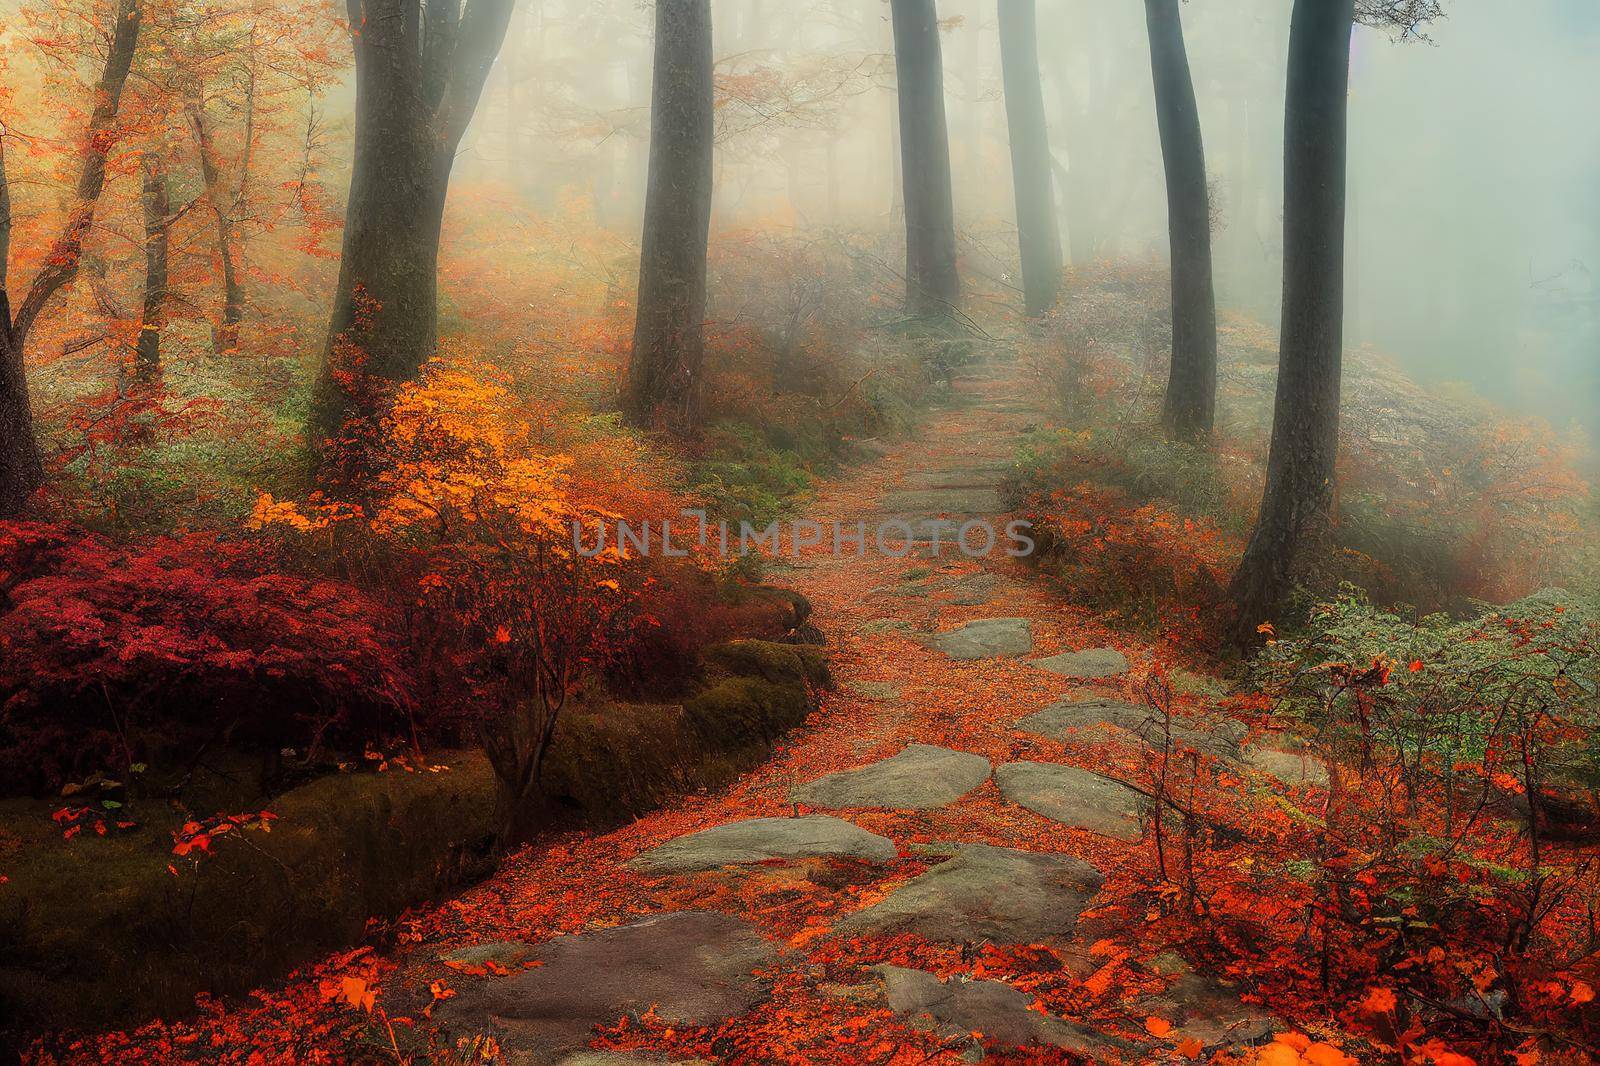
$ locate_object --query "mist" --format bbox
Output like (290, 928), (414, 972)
(433, 0), (1599, 441)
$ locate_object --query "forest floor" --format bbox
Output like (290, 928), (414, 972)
(54, 332), (1350, 1065)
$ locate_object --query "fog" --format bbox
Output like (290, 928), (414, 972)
(443, 0), (1598, 442)
(3, 0), (1594, 439)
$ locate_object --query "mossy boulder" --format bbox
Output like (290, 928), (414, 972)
(719, 584), (820, 643)
(2, 627), (833, 1045)
(0, 753), (496, 1036)
(702, 639), (831, 688)
(683, 677), (810, 752)
(683, 640), (832, 754)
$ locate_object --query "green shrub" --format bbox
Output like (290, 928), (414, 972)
(1252, 587), (1600, 794)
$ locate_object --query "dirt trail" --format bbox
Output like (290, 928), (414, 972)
(341, 341), (1305, 1065)
(72, 344), (1309, 1063)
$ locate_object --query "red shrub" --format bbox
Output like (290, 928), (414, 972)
(0, 521), (416, 796)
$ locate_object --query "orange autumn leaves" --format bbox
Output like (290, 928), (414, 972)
(1254, 1032), (1359, 1066)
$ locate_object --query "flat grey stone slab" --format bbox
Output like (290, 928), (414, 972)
(895, 516), (967, 545)
(903, 467), (1009, 490)
(433, 912), (775, 1061)
(1246, 746), (1329, 788)
(1138, 969), (1281, 1050)
(943, 573), (999, 606)
(1030, 648), (1129, 679)
(994, 761), (1143, 841)
(440, 941), (540, 970)
(928, 617), (1032, 660)
(874, 965), (1127, 1058)
(1020, 698), (1245, 761)
(792, 744), (990, 810)
(879, 488), (1003, 515)
(561, 1056), (711, 1066)
(847, 680), (902, 700)
(631, 815), (897, 873)
(838, 843), (1103, 945)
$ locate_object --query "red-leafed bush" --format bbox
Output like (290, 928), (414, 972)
(0, 521), (417, 797)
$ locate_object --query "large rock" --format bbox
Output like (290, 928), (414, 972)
(1019, 699), (1245, 761)
(928, 618), (1033, 660)
(1137, 966), (1282, 1050)
(631, 815), (897, 873)
(943, 573), (1000, 606)
(994, 762), (1144, 841)
(1245, 746), (1330, 788)
(879, 488), (1004, 515)
(874, 965), (1127, 1059)
(837, 843), (1103, 945)
(432, 912), (775, 1061)
(1030, 648), (1129, 679)
(903, 467), (1009, 490)
(792, 745), (991, 810)
(563, 1049), (713, 1056)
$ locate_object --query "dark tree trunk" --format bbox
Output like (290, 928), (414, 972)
(0, 0), (141, 517)
(890, 0), (960, 316)
(623, 0), (714, 434)
(1228, 0), (1355, 643)
(1146, 0), (1217, 439)
(136, 150), (170, 383)
(0, 129), (10, 298)
(309, 0), (514, 479)
(997, 0), (1061, 317)
(190, 106), (244, 355)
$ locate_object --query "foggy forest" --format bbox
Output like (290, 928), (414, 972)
(2, 0), (1599, 1062)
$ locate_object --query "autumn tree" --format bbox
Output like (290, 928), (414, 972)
(1145, 0), (1216, 439)
(135, 148), (171, 382)
(623, 0), (714, 434)
(996, 0), (1060, 317)
(1228, 0), (1442, 642)
(890, 0), (960, 317)
(0, 0), (143, 517)
(309, 0), (515, 476)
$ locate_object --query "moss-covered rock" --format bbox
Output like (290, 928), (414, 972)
(702, 639), (831, 688)
(682, 675), (810, 754)
(0, 753), (496, 1036)
(2, 630), (833, 1044)
(538, 702), (745, 829)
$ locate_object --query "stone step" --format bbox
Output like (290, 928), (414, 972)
(428, 912), (774, 1062)
(838, 843), (1104, 946)
(1019, 698), (1247, 762)
(876, 487), (1004, 515)
(926, 617), (1033, 660)
(871, 965), (1129, 1060)
(901, 467), (1011, 490)
(994, 761), (1144, 841)
(630, 815), (897, 873)
(1030, 647), (1131, 680)
(791, 744), (991, 811)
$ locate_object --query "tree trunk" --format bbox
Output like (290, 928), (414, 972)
(623, 0), (714, 434)
(136, 150), (170, 384)
(997, 0), (1061, 317)
(1228, 0), (1355, 643)
(0, 0), (141, 517)
(0, 127), (10, 298)
(1145, 0), (1217, 439)
(190, 107), (244, 356)
(890, 0), (960, 316)
(309, 0), (514, 479)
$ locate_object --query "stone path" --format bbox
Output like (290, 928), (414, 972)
(371, 344), (1310, 1063)
(631, 815), (897, 872)
(790, 744), (990, 810)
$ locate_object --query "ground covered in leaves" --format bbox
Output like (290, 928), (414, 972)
(33, 330), (1596, 1066)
